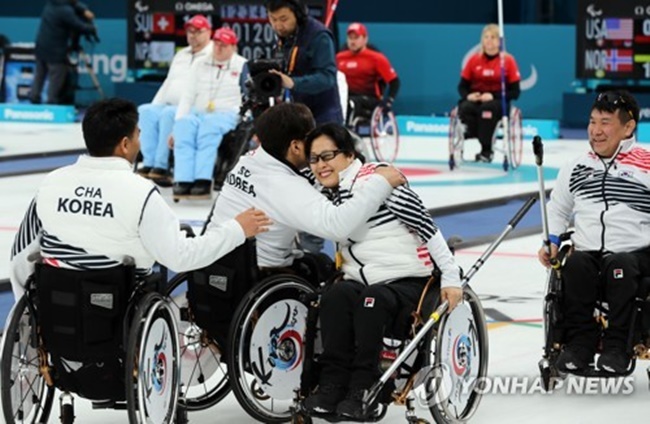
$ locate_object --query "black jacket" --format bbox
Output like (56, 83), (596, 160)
(34, 0), (95, 64)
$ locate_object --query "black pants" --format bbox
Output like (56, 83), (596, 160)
(317, 277), (434, 390)
(562, 249), (650, 351)
(30, 58), (70, 105)
(457, 99), (504, 155)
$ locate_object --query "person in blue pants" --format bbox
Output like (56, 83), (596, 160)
(137, 14), (213, 184)
(172, 27), (248, 199)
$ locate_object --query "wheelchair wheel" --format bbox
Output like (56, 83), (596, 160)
(447, 107), (465, 170)
(370, 106), (399, 163)
(227, 274), (315, 423)
(540, 269), (564, 391)
(425, 286), (488, 423)
(126, 292), (181, 424)
(1, 296), (55, 424)
(506, 107), (523, 170)
(165, 272), (231, 410)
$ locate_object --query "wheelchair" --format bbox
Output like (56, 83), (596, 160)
(447, 104), (523, 172)
(347, 95), (400, 164)
(538, 234), (650, 391)
(225, 273), (489, 424)
(0, 263), (182, 424)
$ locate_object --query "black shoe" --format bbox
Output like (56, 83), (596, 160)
(149, 168), (172, 187)
(137, 166), (152, 177)
(474, 152), (493, 163)
(173, 182), (193, 196)
(597, 349), (630, 374)
(190, 179), (212, 198)
(336, 388), (377, 419)
(303, 384), (347, 414)
(555, 345), (593, 373)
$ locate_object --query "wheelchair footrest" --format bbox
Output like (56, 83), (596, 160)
(91, 400), (128, 410)
(304, 408), (384, 423)
(561, 364), (635, 378)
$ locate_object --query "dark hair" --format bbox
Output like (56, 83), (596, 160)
(82, 98), (139, 157)
(255, 103), (315, 160)
(265, 0), (307, 25)
(592, 90), (639, 125)
(304, 123), (365, 163)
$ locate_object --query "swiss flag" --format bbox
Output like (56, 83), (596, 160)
(153, 13), (175, 34)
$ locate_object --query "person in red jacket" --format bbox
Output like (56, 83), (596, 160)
(457, 23), (521, 163)
(336, 22), (399, 123)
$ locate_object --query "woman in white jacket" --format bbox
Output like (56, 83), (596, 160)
(302, 123), (463, 419)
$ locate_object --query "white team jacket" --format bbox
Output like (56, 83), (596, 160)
(548, 137), (650, 253)
(10, 155), (246, 299)
(327, 160), (461, 288)
(209, 147), (394, 268)
(151, 42), (213, 106)
(176, 53), (247, 119)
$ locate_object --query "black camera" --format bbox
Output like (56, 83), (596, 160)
(246, 59), (283, 104)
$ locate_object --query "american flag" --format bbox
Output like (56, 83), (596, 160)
(606, 49), (633, 72)
(605, 18), (633, 40)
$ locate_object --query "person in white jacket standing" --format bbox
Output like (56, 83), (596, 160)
(137, 14), (214, 183)
(10, 98), (271, 301)
(538, 90), (650, 375)
(172, 27), (248, 199)
(301, 123), (462, 418)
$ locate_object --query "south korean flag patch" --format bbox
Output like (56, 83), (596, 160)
(364, 297), (375, 308)
(613, 269), (624, 279)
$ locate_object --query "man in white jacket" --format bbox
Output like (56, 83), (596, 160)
(538, 90), (650, 374)
(10, 98), (270, 300)
(137, 14), (214, 184)
(209, 102), (406, 275)
(172, 27), (248, 199)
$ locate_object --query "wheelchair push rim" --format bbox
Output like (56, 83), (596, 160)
(165, 273), (231, 411)
(1, 296), (55, 424)
(228, 275), (315, 423)
(370, 106), (400, 163)
(126, 293), (181, 424)
(426, 287), (489, 423)
(507, 107), (523, 170)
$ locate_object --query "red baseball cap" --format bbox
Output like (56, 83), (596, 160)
(185, 15), (212, 31)
(213, 27), (238, 45)
(347, 22), (367, 37)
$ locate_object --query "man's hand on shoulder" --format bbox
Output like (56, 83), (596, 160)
(374, 165), (406, 188)
(235, 208), (273, 238)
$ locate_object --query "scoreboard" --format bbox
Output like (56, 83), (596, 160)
(127, 0), (326, 81)
(576, 0), (650, 80)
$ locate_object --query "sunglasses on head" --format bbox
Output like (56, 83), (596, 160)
(595, 93), (634, 120)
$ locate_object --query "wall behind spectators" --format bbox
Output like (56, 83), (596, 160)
(340, 23), (575, 119)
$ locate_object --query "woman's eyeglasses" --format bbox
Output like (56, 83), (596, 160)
(309, 150), (344, 164)
(595, 93), (634, 119)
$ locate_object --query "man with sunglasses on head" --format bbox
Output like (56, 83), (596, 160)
(538, 90), (650, 375)
(208, 102), (405, 283)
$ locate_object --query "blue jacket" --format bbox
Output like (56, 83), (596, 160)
(279, 17), (343, 125)
(35, 0), (95, 64)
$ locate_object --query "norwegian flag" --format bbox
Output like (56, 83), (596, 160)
(605, 18), (633, 40)
(153, 13), (175, 34)
(606, 49), (633, 72)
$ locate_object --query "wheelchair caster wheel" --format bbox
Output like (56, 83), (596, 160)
(173, 197), (180, 203)
(539, 359), (560, 392)
(60, 403), (75, 424)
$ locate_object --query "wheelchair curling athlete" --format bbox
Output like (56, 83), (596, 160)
(537, 90), (650, 375)
(208, 102), (406, 281)
(302, 123), (463, 419)
(9, 98), (271, 300)
(457, 23), (520, 163)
